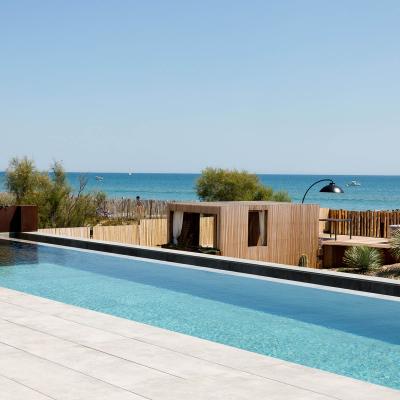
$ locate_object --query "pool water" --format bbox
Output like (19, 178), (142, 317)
(0, 240), (400, 389)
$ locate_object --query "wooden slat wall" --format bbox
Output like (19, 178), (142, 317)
(328, 209), (400, 238)
(139, 218), (167, 247)
(199, 216), (215, 247)
(319, 208), (330, 233)
(167, 202), (319, 267)
(39, 220), (165, 247)
(216, 203), (319, 267)
(38, 218), (214, 248)
(93, 225), (139, 245)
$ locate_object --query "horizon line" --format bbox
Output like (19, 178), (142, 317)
(1, 171), (400, 177)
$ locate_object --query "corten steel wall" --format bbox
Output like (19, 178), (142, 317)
(0, 206), (38, 232)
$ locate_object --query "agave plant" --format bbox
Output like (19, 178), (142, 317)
(390, 229), (400, 261)
(343, 246), (383, 272)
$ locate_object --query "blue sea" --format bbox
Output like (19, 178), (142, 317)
(1, 172), (400, 211)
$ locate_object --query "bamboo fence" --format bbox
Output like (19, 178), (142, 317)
(103, 199), (170, 219)
(328, 209), (400, 238)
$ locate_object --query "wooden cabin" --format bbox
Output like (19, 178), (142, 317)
(166, 201), (320, 267)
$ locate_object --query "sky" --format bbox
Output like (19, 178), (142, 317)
(1, 1), (399, 174)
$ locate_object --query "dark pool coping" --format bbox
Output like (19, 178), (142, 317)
(11, 232), (400, 298)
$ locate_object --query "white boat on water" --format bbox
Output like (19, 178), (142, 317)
(95, 176), (104, 181)
(346, 180), (361, 187)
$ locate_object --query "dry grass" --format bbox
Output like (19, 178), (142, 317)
(334, 264), (400, 280)
(0, 192), (16, 206)
(374, 264), (400, 279)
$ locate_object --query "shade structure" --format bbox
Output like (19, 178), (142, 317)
(319, 182), (344, 194)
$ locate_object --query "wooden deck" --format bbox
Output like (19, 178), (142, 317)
(320, 234), (390, 249)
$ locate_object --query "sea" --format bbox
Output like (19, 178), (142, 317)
(1, 172), (400, 211)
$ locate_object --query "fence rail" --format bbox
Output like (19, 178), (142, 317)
(328, 209), (400, 238)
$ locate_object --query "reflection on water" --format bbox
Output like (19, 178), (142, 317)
(0, 240), (38, 266)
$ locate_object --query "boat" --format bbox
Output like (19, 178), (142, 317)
(346, 180), (361, 187)
(95, 176), (104, 181)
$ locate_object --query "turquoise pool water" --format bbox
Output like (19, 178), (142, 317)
(0, 240), (399, 389)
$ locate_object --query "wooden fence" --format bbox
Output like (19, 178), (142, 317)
(39, 226), (91, 239)
(37, 209), (400, 245)
(104, 199), (170, 219)
(93, 225), (140, 245)
(328, 209), (400, 238)
(39, 217), (214, 248)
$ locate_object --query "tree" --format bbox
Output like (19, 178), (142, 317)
(6, 157), (42, 203)
(5, 157), (103, 228)
(196, 168), (291, 202)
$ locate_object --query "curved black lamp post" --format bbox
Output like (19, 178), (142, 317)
(301, 179), (344, 204)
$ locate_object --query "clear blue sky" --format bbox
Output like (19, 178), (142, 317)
(1, 1), (399, 174)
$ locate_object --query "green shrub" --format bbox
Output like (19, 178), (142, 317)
(390, 229), (400, 261)
(196, 168), (290, 202)
(6, 157), (43, 204)
(343, 246), (383, 272)
(5, 157), (104, 228)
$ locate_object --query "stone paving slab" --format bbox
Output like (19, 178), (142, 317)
(0, 287), (399, 400)
(0, 375), (53, 400)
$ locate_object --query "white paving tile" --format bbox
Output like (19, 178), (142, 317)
(0, 319), (184, 387)
(0, 344), (146, 400)
(0, 375), (54, 400)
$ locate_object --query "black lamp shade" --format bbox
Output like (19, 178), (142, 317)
(319, 182), (344, 194)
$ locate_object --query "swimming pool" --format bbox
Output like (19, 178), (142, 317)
(0, 239), (399, 390)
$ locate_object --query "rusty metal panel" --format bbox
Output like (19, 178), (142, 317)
(0, 206), (38, 232)
(20, 205), (38, 232)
